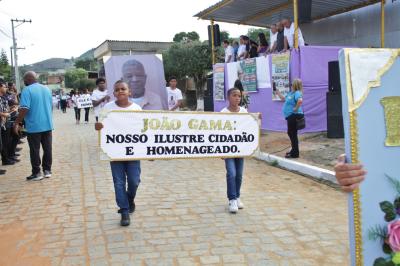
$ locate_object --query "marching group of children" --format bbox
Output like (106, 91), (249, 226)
(93, 78), (364, 227)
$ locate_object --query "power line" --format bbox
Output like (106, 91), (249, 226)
(0, 27), (12, 39)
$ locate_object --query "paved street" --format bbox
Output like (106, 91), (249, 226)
(0, 110), (350, 266)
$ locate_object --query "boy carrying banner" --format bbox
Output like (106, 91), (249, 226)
(95, 80), (142, 226)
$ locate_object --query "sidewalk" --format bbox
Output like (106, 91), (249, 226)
(260, 131), (344, 171)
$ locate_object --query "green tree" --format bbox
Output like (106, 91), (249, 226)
(220, 31), (230, 42)
(247, 28), (270, 42)
(75, 58), (98, 71)
(163, 42), (212, 98)
(0, 49), (11, 80)
(173, 32), (187, 43)
(38, 73), (49, 84)
(64, 68), (87, 88)
(73, 78), (96, 90)
(186, 31), (200, 41)
(173, 31), (200, 43)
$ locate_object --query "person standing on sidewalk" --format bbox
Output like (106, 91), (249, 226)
(274, 79), (304, 159)
(95, 80), (142, 226)
(13, 71), (53, 181)
(92, 78), (109, 122)
(0, 80), (18, 166)
(221, 87), (247, 213)
(166, 77), (183, 111)
(0, 79), (10, 175)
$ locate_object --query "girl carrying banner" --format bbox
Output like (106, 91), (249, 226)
(221, 88), (247, 213)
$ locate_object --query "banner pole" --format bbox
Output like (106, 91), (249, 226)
(293, 0), (299, 49)
(381, 0), (385, 48)
(211, 19), (216, 65)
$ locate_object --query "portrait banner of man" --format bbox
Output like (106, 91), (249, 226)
(104, 55), (168, 110)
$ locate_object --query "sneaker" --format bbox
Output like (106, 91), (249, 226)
(26, 173), (44, 181)
(129, 201), (136, 214)
(2, 160), (15, 166)
(44, 170), (52, 178)
(120, 213), (130, 226)
(229, 200), (238, 213)
(237, 198), (244, 209)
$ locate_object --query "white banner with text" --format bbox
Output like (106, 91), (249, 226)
(99, 111), (260, 160)
(77, 95), (93, 109)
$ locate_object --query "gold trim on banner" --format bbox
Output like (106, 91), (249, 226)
(344, 49), (363, 266)
(344, 48), (400, 112)
(96, 110), (262, 161)
(350, 111), (363, 266)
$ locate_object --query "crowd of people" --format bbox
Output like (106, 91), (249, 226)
(223, 18), (306, 63)
(0, 79), (24, 175)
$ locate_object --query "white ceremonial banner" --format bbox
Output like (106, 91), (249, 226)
(99, 111), (260, 160)
(77, 95), (93, 109)
(256, 55), (271, 89)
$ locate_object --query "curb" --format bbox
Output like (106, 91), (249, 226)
(255, 151), (338, 185)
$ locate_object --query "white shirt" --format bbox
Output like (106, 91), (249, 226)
(284, 22), (305, 48)
(220, 106), (247, 113)
(71, 95), (80, 108)
(91, 88), (109, 116)
(166, 87), (183, 111)
(270, 31), (278, 47)
(103, 101), (142, 111)
(224, 45), (235, 63)
(237, 45), (247, 59)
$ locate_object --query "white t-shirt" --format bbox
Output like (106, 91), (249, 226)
(225, 45), (235, 63)
(166, 87), (183, 111)
(270, 31), (278, 47)
(284, 22), (305, 48)
(71, 95), (79, 108)
(220, 106), (247, 113)
(91, 88), (109, 116)
(103, 101), (142, 112)
(237, 44), (247, 59)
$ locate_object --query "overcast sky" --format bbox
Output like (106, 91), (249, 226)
(0, 0), (257, 65)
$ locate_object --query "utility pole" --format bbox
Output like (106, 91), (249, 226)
(9, 47), (13, 77)
(11, 18), (32, 92)
(10, 46), (25, 82)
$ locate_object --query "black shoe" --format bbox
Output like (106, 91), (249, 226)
(17, 141), (23, 144)
(0, 169), (6, 175)
(16, 148), (22, 152)
(285, 153), (299, 159)
(120, 213), (130, 226)
(14, 153), (20, 157)
(11, 158), (20, 163)
(129, 201), (136, 214)
(2, 161), (15, 166)
(26, 173), (44, 181)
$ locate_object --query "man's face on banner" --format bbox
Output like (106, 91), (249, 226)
(122, 64), (147, 99)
